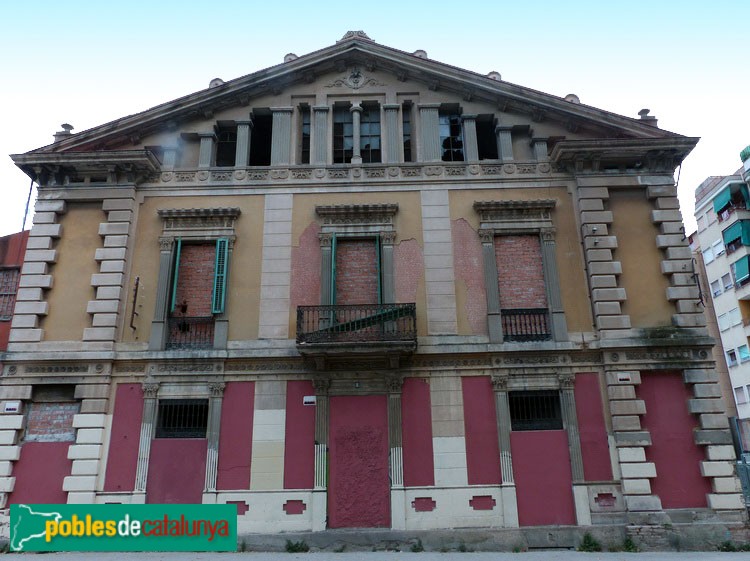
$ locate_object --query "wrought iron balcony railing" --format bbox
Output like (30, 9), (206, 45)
(501, 308), (551, 342)
(296, 303), (417, 345)
(166, 316), (215, 350)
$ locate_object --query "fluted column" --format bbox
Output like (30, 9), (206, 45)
(496, 126), (513, 162)
(462, 114), (479, 161)
(532, 138), (549, 162)
(559, 374), (584, 482)
(270, 107), (293, 165)
(134, 383), (159, 493)
(418, 103), (441, 162)
(311, 106), (329, 165)
(204, 383), (225, 493)
(148, 238), (175, 351)
(198, 133), (216, 169)
(491, 375), (513, 483)
(350, 103), (363, 164)
(235, 119), (253, 167)
(383, 104), (401, 163)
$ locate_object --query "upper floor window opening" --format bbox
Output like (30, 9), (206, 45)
(249, 110), (272, 166)
(333, 104), (354, 164)
(476, 114), (498, 160)
(402, 102), (413, 162)
(300, 105), (311, 164)
(359, 104), (381, 163)
(215, 125), (237, 167)
(439, 109), (464, 162)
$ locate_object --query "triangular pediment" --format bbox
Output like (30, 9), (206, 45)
(13, 31), (696, 181)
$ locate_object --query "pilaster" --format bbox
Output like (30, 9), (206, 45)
(312, 377), (329, 532)
(541, 230), (569, 341)
(383, 104), (401, 164)
(491, 375), (513, 483)
(84, 196), (135, 343)
(134, 383), (159, 494)
(380, 231), (396, 304)
(148, 239), (175, 351)
(258, 194), (293, 339)
(270, 107), (293, 166)
(531, 137), (549, 162)
(479, 229), (503, 342)
(647, 184), (707, 331)
(462, 114), (479, 161)
(418, 104), (441, 162)
(495, 126), (513, 162)
(235, 119), (253, 168)
(8, 199), (66, 347)
(311, 106), (329, 165)
(204, 383), (225, 493)
(198, 132), (216, 169)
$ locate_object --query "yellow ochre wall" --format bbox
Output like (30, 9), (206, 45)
(44, 203), (104, 341)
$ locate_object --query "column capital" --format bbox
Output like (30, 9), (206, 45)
(270, 106), (294, 113)
(382, 104), (401, 111)
(142, 383), (159, 398)
(312, 105), (330, 113)
(462, 114), (478, 121)
(495, 125), (513, 133)
(198, 132), (217, 140)
(492, 374), (509, 391)
(417, 103), (441, 109)
(350, 103), (363, 113)
(158, 236), (174, 252)
(478, 228), (494, 244)
(208, 382), (226, 397)
(236, 118), (254, 127)
(558, 372), (575, 389)
(319, 232), (333, 247)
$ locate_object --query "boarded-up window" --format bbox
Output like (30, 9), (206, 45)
(333, 238), (380, 305)
(494, 235), (547, 309)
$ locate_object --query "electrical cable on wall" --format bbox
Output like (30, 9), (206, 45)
(21, 178), (34, 231)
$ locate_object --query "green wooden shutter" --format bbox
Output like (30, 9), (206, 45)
(742, 185), (750, 209)
(212, 238), (228, 314)
(330, 234), (338, 305)
(375, 235), (382, 305)
(734, 256), (750, 284)
(742, 221), (750, 246)
(169, 238), (182, 313)
(713, 187), (732, 214)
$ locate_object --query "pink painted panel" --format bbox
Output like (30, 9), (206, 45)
(290, 223), (322, 309)
(574, 373), (613, 481)
(394, 239), (423, 304)
(401, 377), (434, 487)
(8, 442), (71, 505)
(511, 430), (575, 526)
(638, 371), (711, 508)
(328, 395), (390, 528)
(452, 219), (487, 334)
(217, 381), (254, 490)
(462, 376), (501, 484)
(104, 383), (144, 492)
(284, 380), (315, 489)
(147, 439), (207, 504)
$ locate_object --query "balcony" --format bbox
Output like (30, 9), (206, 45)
(501, 308), (551, 342)
(296, 303), (417, 368)
(166, 316), (215, 350)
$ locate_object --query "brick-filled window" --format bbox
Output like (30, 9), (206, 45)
(0, 268), (20, 321)
(495, 234), (550, 341)
(167, 239), (228, 349)
(155, 399), (209, 438)
(333, 237), (380, 305)
(509, 390), (562, 431)
(24, 385), (79, 442)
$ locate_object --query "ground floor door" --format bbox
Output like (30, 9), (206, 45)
(328, 394), (390, 528)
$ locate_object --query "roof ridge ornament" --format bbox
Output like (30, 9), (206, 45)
(338, 30), (373, 42)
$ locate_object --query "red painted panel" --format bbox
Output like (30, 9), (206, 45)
(638, 371), (711, 508)
(511, 430), (576, 526)
(8, 442), (71, 505)
(411, 497), (436, 511)
(401, 377), (434, 486)
(147, 439), (207, 504)
(328, 395), (390, 528)
(104, 383), (144, 492)
(574, 373), (613, 481)
(284, 380), (315, 489)
(469, 495), (496, 510)
(216, 381), (254, 490)
(0, 230), (28, 351)
(283, 500), (307, 515)
(462, 376), (501, 484)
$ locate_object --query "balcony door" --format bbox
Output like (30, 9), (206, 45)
(328, 394), (390, 528)
(332, 236), (381, 306)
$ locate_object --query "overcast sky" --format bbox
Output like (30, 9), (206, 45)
(1, 0), (747, 236)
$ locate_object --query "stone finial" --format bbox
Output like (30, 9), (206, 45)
(209, 78), (225, 88)
(564, 94), (580, 104)
(53, 123), (74, 142)
(638, 108), (658, 127)
(413, 49), (428, 59)
(338, 30), (373, 42)
(487, 71), (502, 81)
(284, 53), (298, 63)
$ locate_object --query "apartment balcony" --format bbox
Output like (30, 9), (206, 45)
(166, 316), (215, 350)
(501, 308), (552, 342)
(296, 303), (417, 368)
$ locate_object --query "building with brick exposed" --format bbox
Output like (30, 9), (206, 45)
(1, 31), (745, 542)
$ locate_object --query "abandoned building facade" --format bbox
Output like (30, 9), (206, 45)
(1, 32), (744, 533)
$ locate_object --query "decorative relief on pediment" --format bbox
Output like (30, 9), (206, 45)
(326, 67), (385, 90)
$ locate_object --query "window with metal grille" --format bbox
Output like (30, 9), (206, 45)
(0, 268), (20, 321)
(155, 399), (209, 438)
(509, 390), (563, 431)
